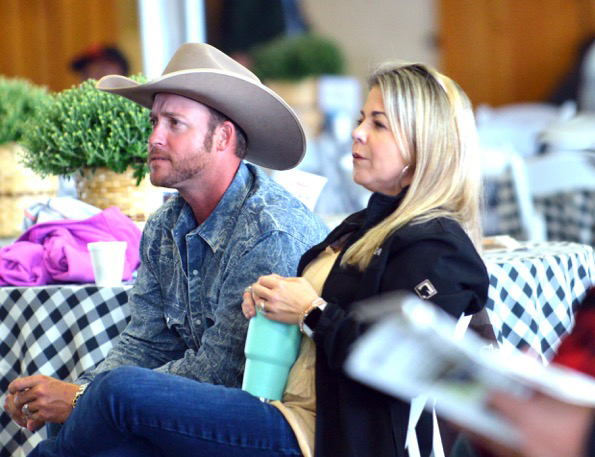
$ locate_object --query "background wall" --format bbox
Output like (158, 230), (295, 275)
(0, 0), (594, 108)
(0, 0), (140, 92)
(438, 0), (595, 106)
(302, 0), (438, 84)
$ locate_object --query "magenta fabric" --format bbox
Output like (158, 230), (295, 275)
(0, 206), (142, 286)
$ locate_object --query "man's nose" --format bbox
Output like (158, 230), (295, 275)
(148, 123), (164, 147)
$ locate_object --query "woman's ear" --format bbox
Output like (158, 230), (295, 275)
(398, 164), (413, 189)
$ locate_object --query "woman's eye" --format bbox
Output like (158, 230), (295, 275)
(355, 118), (363, 126)
(374, 121), (386, 129)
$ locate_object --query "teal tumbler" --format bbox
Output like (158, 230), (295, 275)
(242, 308), (302, 401)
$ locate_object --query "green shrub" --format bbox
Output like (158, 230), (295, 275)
(19, 76), (151, 183)
(251, 34), (345, 82)
(0, 77), (50, 145)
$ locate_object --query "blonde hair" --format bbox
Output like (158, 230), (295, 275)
(341, 62), (483, 270)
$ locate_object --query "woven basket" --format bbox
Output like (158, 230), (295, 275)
(74, 167), (164, 222)
(0, 143), (59, 237)
(266, 78), (323, 138)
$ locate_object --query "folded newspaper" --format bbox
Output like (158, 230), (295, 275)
(345, 292), (595, 445)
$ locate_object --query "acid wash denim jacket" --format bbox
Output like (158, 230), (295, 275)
(79, 162), (329, 388)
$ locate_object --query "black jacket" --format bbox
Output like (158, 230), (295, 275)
(299, 191), (489, 457)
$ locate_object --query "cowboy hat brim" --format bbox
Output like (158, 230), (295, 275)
(97, 69), (305, 170)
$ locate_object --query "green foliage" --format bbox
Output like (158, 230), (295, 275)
(251, 34), (345, 82)
(19, 76), (151, 182)
(0, 77), (50, 145)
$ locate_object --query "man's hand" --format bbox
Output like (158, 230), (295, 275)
(5, 375), (80, 432)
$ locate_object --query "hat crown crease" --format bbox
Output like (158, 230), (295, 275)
(162, 44), (258, 82)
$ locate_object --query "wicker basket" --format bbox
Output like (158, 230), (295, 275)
(266, 78), (323, 138)
(0, 143), (59, 238)
(74, 167), (164, 222)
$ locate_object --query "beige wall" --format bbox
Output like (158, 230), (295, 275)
(302, 0), (438, 84)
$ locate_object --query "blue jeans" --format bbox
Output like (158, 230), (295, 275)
(29, 367), (302, 457)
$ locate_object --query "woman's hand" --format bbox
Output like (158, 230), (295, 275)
(241, 285), (257, 319)
(245, 274), (319, 325)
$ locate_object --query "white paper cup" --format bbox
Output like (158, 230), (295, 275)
(87, 241), (127, 287)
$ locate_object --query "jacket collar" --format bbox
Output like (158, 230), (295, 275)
(361, 188), (408, 229)
(174, 162), (253, 253)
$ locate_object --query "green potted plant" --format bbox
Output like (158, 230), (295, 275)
(0, 77), (58, 237)
(250, 33), (345, 83)
(19, 76), (162, 222)
(250, 33), (345, 137)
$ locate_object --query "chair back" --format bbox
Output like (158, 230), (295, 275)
(524, 151), (595, 197)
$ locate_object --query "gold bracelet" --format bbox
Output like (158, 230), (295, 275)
(71, 384), (89, 409)
(298, 297), (327, 334)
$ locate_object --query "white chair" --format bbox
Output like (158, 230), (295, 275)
(481, 147), (545, 241)
(520, 151), (595, 241)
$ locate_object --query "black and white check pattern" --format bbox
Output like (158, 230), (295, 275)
(1, 243), (593, 455)
(0, 284), (131, 457)
(483, 241), (595, 362)
(493, 170), (595, 245)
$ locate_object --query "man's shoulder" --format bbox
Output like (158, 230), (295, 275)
(142, 194), (186, 235)
(242, 166), (329, 243)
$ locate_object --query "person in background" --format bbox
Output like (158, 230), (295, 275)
(4, 42), (328, 436)
(70, 44), (130, 81)
(24, 60), (488, 457)
(216, 0), (308, 69)
(468, 286), (595, 457)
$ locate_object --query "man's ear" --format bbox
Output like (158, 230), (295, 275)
(215, 121), (234, 151)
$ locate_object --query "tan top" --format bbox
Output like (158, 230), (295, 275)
(271, 246), (340, 457)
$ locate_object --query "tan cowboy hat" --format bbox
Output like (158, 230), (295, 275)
(96, 42), (305, 170)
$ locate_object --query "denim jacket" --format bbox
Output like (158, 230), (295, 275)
(79, 163), (328, 388)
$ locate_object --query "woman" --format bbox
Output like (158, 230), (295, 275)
(28, 62), (488, 457)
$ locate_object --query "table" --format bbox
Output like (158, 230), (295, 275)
(0, 284), (131, 457)
(1, 244), (594, 455)
(483, 241), (595, 362)
(493, 171), (595, 246)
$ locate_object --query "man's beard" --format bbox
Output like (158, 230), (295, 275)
(148, 134), (213, 189)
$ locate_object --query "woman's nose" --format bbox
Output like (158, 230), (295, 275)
(352, 123), (366, 143)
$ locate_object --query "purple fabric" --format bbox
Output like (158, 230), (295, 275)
(0, 206), (142, 286)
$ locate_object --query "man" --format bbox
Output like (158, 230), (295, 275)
(71, 44), (130, 81)
(5, 42), (328, 432)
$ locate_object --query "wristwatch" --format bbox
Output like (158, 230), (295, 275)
(71, 384), (89, 409)
(302, 301), (327, 338)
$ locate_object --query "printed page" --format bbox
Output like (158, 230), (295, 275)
(345, 292), (595, 445)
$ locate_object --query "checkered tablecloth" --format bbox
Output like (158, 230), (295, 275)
(483, 241), (595, 362)
(0, 284), (131, 457)
(493, 170), (595, 245)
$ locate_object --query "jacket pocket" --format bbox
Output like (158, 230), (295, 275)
(164, 301), (195, 348)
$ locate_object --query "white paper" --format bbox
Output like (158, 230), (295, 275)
(271, 169), (327, 211)
(345, 292), (595, 446)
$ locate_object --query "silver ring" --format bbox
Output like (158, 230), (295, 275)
(257, 301), (267, 313)
(22, 403), (31, 418)
(244, 285), (252, 294)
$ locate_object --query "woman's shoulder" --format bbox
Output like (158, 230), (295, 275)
(389, 216), (471, 246)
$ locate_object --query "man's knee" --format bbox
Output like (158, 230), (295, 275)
(95, 366), (149, 397)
